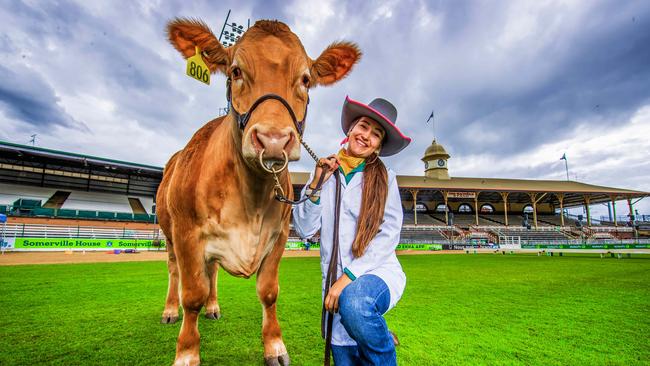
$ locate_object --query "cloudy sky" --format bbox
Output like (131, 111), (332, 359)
(1, 0), (649, 217)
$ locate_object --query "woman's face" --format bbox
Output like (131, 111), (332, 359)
(346, 117), (385, 158)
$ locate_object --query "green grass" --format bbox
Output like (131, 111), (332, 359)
(1, 254), (649, 365)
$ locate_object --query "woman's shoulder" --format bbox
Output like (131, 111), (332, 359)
(385, 167), (397, 183)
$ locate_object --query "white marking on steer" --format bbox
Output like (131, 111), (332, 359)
(204, 225), (279, 278)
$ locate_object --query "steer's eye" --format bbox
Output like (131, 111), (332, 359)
(231, 67), (242, 80)
(302, 75), (310, 88)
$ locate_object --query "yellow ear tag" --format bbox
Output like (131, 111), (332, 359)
(186, 46), (210, 85)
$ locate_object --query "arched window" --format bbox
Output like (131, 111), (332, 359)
(435, 203), (449, 213)
(458, 203), (472, 213)
(480, 204), (495, 213)
(523, 204), (534, 214)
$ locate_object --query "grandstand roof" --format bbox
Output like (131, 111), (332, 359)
(0, 140), (163, 172)
(288, 172), (648, 208)
(0, 140), (162, 197)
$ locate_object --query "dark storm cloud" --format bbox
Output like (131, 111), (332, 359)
(426, 1), (650, 156)
(0, 64), (81, 129)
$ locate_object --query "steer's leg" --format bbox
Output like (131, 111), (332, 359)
(257, 232), (290, 366)
(174, 242), (210, 366)
(162, 240), (180, 324)
(204, 260), (221, 320)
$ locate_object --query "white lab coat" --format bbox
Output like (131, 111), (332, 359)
(292, 168), (406, 346)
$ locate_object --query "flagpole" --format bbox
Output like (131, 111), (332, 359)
(564, 157), (569, 181)
(426, 110), (435, 139)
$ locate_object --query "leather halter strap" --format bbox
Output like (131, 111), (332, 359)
(226, 77), (309, 136)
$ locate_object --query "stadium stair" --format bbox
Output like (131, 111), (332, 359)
(42, 191), (71, 209)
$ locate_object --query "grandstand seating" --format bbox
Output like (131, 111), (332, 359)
(0, 183), (56, 207)
(1, 182), (157, 223)
(62, 190), (134, 212)
(537, 214), (578, 227)
(400, 228), (449, 243)
(491, 227), (572, 242)
(402, 212), (439, 225)
(479, 215), (506, 225)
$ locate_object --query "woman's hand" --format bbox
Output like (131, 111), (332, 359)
(324, 274), (353, 313)
(309, 155), (340, 190)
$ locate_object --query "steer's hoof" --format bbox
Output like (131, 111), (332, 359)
(161, 315), (179, 324)
(264, 353), (290, 366)
(205, 311), (222, 320)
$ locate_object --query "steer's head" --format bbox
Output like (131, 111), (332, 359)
(167, 18), (361, 172)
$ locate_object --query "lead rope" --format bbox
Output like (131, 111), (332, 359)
(322, 171), (341, 366)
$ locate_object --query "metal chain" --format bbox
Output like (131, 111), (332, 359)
(299, 135), (320, 163)
(271, 136), (324, 205)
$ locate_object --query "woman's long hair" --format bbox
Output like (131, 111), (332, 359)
(352, 152), (388, 258)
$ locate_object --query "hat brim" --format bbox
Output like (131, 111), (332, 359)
(341, 96), (411, 157)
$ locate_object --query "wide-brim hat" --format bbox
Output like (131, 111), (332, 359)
(341, 96), (411, 157)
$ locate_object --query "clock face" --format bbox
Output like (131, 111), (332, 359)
(437, 159), (445, 167)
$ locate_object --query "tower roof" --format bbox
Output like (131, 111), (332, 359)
(422, 140), (450, 161)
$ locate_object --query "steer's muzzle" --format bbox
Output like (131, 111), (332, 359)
(247, 125), (300, 166)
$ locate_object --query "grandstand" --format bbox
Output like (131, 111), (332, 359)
(0, 140), (160, 225)
(1, 139), (649, 251)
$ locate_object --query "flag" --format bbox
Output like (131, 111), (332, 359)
(560, 153), (566, 160)
(426, 111), (434, 123)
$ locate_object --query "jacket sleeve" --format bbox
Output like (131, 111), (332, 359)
(292, 175), (323, 239)
(345, 172), (402, 278)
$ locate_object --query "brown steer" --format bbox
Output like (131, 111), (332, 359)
(157, 19), (360, 366)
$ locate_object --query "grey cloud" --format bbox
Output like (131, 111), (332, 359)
(0, 64), (83, 129)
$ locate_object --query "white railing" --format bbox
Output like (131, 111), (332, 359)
(1, 223), (164, 240)
(589, 226), (633, 232)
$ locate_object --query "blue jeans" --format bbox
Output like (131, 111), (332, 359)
(332, 274), (396, 366)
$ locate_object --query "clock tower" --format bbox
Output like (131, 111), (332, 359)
(422, 140), (450, 180)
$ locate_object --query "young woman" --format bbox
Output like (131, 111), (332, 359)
(293, 96), (411, 365)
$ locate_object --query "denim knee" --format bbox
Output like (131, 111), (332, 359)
(339, 288), (375, 323)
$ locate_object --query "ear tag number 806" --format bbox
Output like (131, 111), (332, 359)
(186, 46), (210, 85)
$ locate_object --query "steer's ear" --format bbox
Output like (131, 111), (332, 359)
(311, 42), (362, 86)
(167, 18), (230, 74)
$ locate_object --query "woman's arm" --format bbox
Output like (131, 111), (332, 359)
(292, 155), (340, 239)
(344, 172), (402, 279)
(292, 177), (323, 239)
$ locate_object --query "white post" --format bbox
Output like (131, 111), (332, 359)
(1, 219), (6, 255)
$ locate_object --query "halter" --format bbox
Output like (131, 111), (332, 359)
(226, 77), (321, 205)
(226, 77), (309, 136)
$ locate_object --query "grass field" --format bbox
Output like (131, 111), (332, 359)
(1, 253), (649, 365)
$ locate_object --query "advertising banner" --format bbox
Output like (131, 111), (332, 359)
(6, 238), (445, 251)
(285, 241), (321, 250)
(396, 243), (443, 250)
(1, 237), (15, 249)
(12, 238), (165, 250)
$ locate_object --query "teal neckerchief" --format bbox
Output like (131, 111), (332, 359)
(338, 161), (366, 184)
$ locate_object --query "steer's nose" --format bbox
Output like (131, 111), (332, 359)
(254, 128), (294, 161)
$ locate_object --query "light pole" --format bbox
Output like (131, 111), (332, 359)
(218, 9), (249, 48)
(218, 10), (250, 115)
